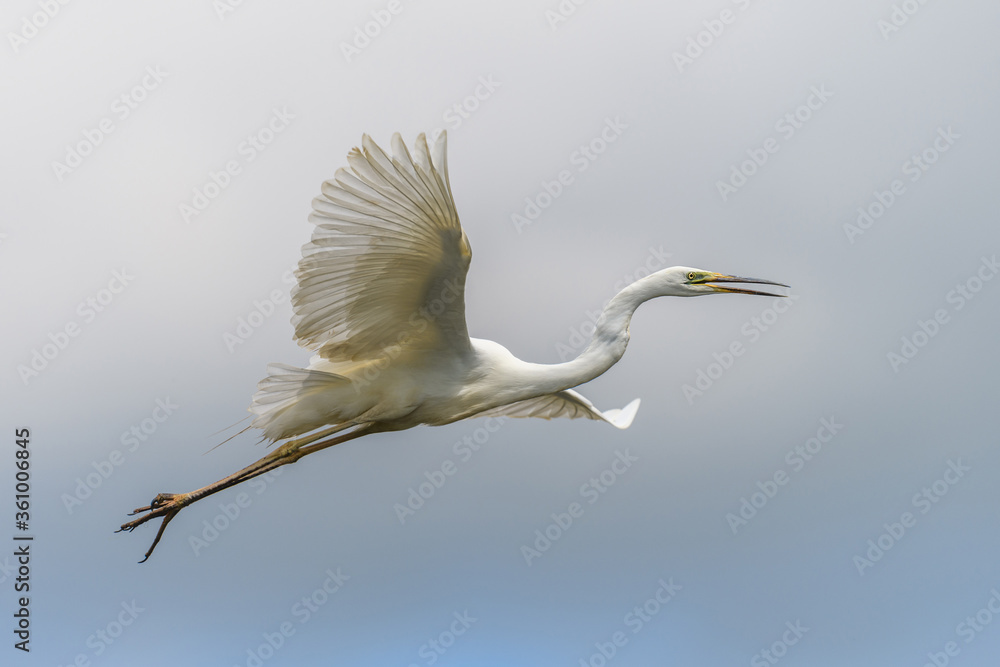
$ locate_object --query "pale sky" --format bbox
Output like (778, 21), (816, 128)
(3, 1), (1000, 665)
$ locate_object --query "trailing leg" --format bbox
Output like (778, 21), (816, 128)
(118, 423), (374, 562)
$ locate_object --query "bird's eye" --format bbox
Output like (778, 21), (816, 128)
(687, 272), (696, 281)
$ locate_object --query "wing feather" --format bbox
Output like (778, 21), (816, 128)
(291, 132), (471, 362)
(478, 390), (641, 430)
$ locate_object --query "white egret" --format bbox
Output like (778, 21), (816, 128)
(119, 131), (788, 561)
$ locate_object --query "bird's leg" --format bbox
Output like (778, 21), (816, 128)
(118, 423), (375, 562)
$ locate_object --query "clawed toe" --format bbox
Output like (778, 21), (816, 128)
(119, 493), (179, 527)
(117, 493), (189, 561)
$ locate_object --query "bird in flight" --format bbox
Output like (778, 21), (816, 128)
(119, 131), (788, 561)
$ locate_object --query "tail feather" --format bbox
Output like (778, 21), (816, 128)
(250, 363), (353, 441)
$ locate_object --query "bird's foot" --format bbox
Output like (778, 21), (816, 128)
(117, 492), (191, 562)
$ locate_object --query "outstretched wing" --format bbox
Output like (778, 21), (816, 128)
(478, 390), (640, 430)
(292, 131), (473, 363)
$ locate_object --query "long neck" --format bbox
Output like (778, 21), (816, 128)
(511, 275), (661, 395)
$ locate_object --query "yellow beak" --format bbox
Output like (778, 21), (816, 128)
(698, 273), (790, 297)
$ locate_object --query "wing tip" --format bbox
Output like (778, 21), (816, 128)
(606, 398), (641, 429)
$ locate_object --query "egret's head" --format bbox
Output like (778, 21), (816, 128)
(652, 266), (789, 297)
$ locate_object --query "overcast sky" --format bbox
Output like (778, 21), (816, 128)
(4, 1), (1000, 665)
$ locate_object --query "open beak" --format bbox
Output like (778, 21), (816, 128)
(699, 273), (790, 297)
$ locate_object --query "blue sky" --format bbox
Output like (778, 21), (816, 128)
(3, 1), (1000, 665)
